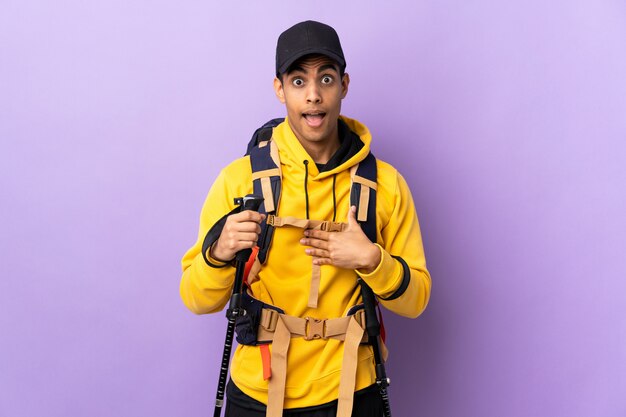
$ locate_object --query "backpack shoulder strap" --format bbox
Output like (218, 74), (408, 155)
(248, 122), (283, 264)
(350, 152), (378, 243)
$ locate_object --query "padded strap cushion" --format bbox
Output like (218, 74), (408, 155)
(249, 139), (282, 264)
(350, 152), (377, 243)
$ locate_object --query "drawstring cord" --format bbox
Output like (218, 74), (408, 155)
(303, 160), (310, 220)
(332, 174), (337, 222)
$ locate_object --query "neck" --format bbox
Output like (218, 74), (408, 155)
(300, 138), (340, 164)
(293, 122), (340, 165)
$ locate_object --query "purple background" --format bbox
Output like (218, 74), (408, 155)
(2, 1), (625, 416)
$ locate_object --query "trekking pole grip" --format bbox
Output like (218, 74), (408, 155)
(228, 194), (264, 314)
(233, 194), (264, 263)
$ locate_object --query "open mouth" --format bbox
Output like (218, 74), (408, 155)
(302, 111), (326, 128)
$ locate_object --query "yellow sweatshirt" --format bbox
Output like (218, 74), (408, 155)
(180, 116), (431, 409)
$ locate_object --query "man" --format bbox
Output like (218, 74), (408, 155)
(180, 20), (431, 417)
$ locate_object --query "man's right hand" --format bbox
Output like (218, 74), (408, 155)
(210, 211), (266, 262)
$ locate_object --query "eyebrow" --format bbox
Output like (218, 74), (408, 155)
(287, 64), (339, 76)
(287, 65), (305, 75)
(318, 64), (339, 74)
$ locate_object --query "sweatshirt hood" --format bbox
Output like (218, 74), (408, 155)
(271, 115), (372, 180)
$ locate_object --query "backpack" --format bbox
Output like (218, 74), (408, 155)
(206, 118), (395, 417)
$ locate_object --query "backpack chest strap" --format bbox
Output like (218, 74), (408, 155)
(266, 215), (346, 232)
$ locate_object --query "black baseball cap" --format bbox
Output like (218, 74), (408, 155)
(275, 20), (346, 76)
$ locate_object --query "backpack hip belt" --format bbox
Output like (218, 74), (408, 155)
(257, 307), (368, 342)
(236, 291), (385, 417)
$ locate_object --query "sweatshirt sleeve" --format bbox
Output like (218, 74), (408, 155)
(356, 169), (432, 318)
(179, 160), (252, 314)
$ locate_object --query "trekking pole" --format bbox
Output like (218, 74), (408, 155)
(213, 194), (264, 417)
(359, 279), (392, 417)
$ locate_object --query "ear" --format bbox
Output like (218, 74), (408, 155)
(273, 77), (286, 104)
(340, 73), (350, 99)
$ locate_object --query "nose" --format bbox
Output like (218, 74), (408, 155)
(306, 83), (322, 104)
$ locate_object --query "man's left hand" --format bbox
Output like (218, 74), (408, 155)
(300, 206), (381, 273)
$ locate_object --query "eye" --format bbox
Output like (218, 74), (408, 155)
(292, 78), (304, 87)
(321, 75), (334, 85)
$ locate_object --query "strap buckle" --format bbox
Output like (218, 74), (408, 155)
(260, 309), (279, 332)
(304, 317), (326, 340)
(266, 214), (276, 226)
(319, 221), (344, 232)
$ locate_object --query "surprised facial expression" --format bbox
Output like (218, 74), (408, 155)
(274, 55), (350, 148)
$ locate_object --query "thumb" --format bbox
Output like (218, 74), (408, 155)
(347, 205), (361, 230)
